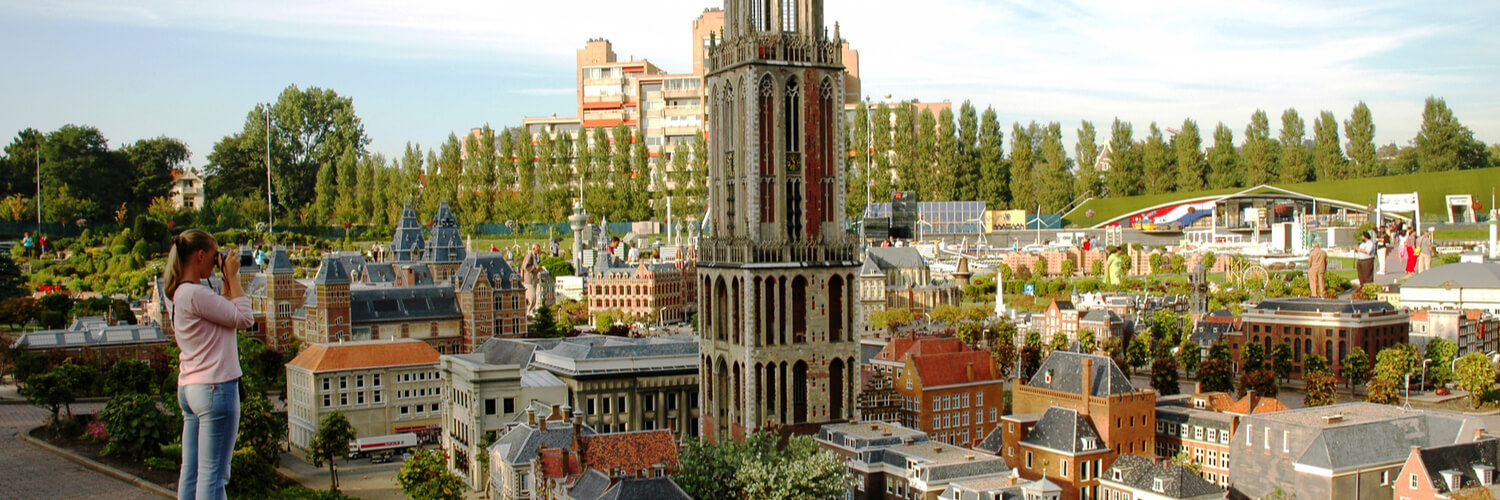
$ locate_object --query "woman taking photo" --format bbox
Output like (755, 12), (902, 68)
(163, 229), (253, 499)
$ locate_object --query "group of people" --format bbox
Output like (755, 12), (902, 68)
(19, 231), (48, 257)
(1354, 220), (1435, 287)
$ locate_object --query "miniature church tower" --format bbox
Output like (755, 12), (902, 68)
(698, 0), (859, 442)
(425, 200), (466, 282)
(261, 247), (298, 351)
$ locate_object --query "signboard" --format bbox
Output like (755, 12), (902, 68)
(1024, 283), (1035, 296)
(1378, 193), (1419, 212)
(986, 210), (1027, 230)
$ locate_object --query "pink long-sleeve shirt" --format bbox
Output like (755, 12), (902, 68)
(172, 283), (254, 385)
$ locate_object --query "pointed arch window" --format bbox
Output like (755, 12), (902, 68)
(759, 75), (776, 223)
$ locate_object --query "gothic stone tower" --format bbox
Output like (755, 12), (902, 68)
(698, 0), (859, 443)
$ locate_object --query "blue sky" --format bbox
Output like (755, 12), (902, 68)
(2, 0), (1496, 167)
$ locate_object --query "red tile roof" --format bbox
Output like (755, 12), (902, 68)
(1225, 393), (1290, 415)
(287, 340), (441, 372)
(876, 337), (969, 363)
(911, 350), (1000, 388)
(579, 430), (678, 476)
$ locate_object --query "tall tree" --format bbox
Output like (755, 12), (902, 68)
(0, 128), (44, 198)
(332, 147), (359, 223)
(688, 131), (709, 220)
(1173, 119), (1206, 192)
(608, 124), (634, 221)
(628, 129), (651, 220)
(39, 125), (130, 224)
(1312, 110), (1348, 180)
(954, 102), (980, 202)
(977, 107), (1007, 208)
(1037, 123), (1074, 213)
(935, 107), (958, 201)
(1106, 119), (1141, 197)
(310, 158), (337, 223)
(1206, 123), (1241, 188)
(208, 87), (368, 215)
(515, 128), (538, 223)
(548, 133), (576, 222)
(915, 109), (939, 199)
(120, 137), (189, 208)
(461, 125), (498, 223)
(1142, 123), (1173, 194)
(586, 128), (613, 219)
(892, 102), (919, 194)
(1009, 122), (1037, 210)
(1416, 96), (1489, 172)
(870, 104), (894, 204)
(399, 142), (424, 210)
(1243, 110), (1278, 185)
(1278, 108), (1310, 183)
(355, 154), (377, 223)
(1344, 102), (1378, 178)
(1074, 121), (1102, 198)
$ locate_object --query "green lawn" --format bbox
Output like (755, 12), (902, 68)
(1065, 167), (1500, 227)
(1434, 226), (1492, 241)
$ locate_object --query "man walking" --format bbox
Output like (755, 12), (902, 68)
(1356, 231), (1377, 287)
(1417, 227), (1435, 273)
(1308, 241), (1327, 298)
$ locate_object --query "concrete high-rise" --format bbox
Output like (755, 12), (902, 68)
(697, 0), (860, 443)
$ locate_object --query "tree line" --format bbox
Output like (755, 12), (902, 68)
(7, 85), (1495, 231)
(845, 96), (1498, 217)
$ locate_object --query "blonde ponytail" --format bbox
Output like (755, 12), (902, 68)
(163, 229), (216, 300)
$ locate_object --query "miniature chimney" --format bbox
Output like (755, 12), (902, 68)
(526, 407), (537, 426)
(966, 362), (976, 382)
(1477, 428), (1487, 441)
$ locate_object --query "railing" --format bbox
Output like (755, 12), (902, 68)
(697, 233), (859, 264)
(707, 32), (843, 72)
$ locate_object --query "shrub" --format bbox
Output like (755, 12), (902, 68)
(144, 456), (176, 470)
(229, 447), (280, 497)
(98, 393), (175, 460)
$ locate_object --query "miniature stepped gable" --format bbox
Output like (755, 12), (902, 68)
(390, 202), (426, 262)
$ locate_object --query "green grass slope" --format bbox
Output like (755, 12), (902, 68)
(1065, 167), (1500, 227)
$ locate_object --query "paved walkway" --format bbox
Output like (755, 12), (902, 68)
(0, 400), (160, 499)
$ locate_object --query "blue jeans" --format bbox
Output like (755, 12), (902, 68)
(178, 379), (240, 500)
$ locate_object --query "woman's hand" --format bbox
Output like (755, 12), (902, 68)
(221, 249), (241, 278)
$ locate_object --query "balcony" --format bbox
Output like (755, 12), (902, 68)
(664, 87), (701, 99)
(707, 32), (844, 73)
(696, 233), (859, 265)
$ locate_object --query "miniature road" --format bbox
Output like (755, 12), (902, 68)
(0, 399), (160, 500)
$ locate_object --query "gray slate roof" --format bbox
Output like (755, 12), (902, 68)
(1403, 262), (1500, 289)
(267, 247), (294, 273)
(1296, 412), (1469, 471)
(1105, 453), (1225, 499)
(1020, 407), (1106, 454)
(1416, 438), (1500, 495)
(472, 338), (538, 368)
(566, 468), (612, 500)
(537, 334), (698, 360)
(424, 200), (466, 263)
(975, 425), (1007, 455)
(490, 421), (595, 466)
(453, 253), (520, 292)
(390, 203), (427, 262)
(348, 285), (463, 323)
(313, 256), (350, 285)
(1080, 309), (1121, 323)
(1252, 297), (1396, 314)
(1027, 351), (1135, 397)
(595, 477), (691, 500)
(363, 263), (397, 284)
(14, 323), (168, 350)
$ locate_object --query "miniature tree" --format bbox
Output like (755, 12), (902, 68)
(308, 411), (357, 493)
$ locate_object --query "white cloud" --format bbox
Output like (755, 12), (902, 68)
(7, 0), (1496, 148)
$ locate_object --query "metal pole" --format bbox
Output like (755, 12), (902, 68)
(36, 144), (41, 234)
(266, 104), (274, 234)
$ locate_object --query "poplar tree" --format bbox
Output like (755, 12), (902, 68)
(586, 128), (613, 218)
(462, 125), (498, 223)
(1242, 110), (1278, 186)
(1278, 109), (1310, 183)
(370, 158), (392, 225)
(1206, 123), (1241, 189)
(892, 102), (918, 194)
(688, 131), (709, 220)
(1074, 121), (1101, 198)
(1173, 119), (1206, 192)
(1344, 102), (1377, 178)
(311, 159), (337, 224)
(1036, 123), (1073, 213)
(954, 102), (980, 202)
(1142, 123), (1173, 194)
(870, 104), (894, 204)
(1009, 122), (1036, 211)
(609, 124), (633, 220)
(1312, 111), (1348, 181)
(977, 107), (1007, 208)
(1416, 96), (1489, 172)
(629, 129), (651, 220)
(514, 128), (538, 224)
(400, 142), (424, 210)
(333, 147), (358, 223)
(935, 107), (958, 201)
(1106, 119), (1140, 198)
(666, 140), (690, 221)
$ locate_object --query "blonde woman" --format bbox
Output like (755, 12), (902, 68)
(162, 229), (254, 499)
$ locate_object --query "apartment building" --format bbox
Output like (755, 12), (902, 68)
(1409, 308), (1499, 357)
(1234, 298), (1410, 381)
(857, 247), (963, 339)
(1227, 403), (1482, 500)
(1393, 437), (1500, 500)
(286, 339), (444, 448)
(439, 338), (569, 491)
(879, 337), (1004, 447)
(1151, 391), (1289, 489)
